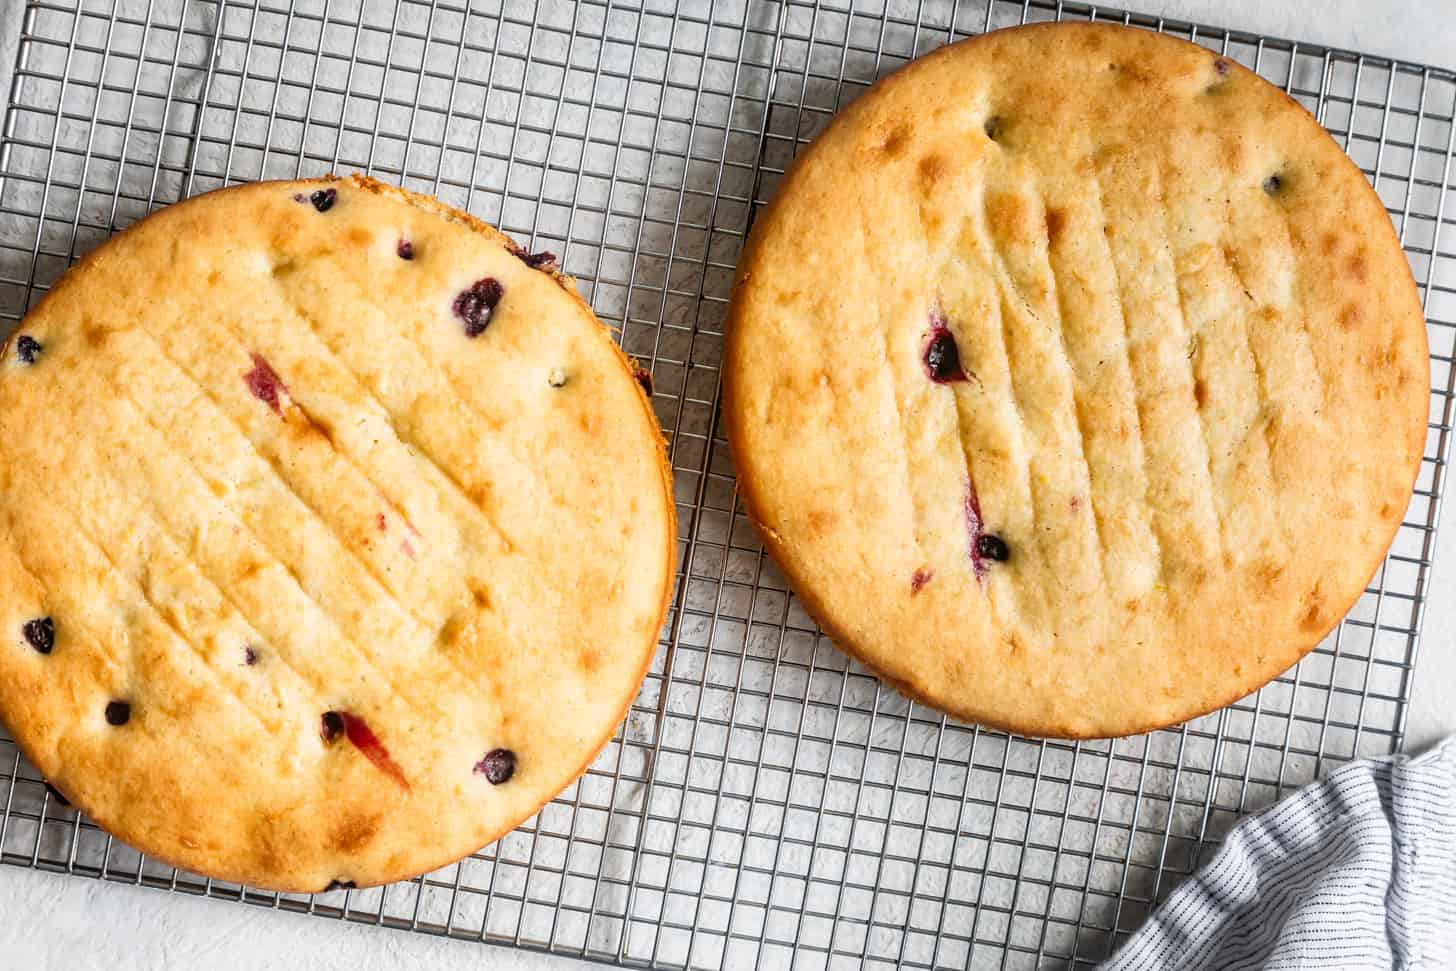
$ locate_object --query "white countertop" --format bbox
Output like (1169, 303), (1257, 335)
(2, 1), (1453, 968)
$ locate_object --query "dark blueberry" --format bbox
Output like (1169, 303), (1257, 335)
(321, 710), (346, 742)
(924, 327), (967, 383)
(976, 534), (1010, 563)
(1214, 58), (1231, 76)
(453, 278), (504, 338)
(15, 335), (42, 365)
(44, 782), (70, 807)
(518, 250), (559, 272)
(244, 646), (258, 666)
(475, 748), (516, 785)
(309, 188), (337, 212)
(23, 617), (54, 655)
(633, 364), (653, 398)
(1263, 174), (1283, 195)
(396, 239), (414, 260)
(104, 700), (131, 726)
(324, 879), (356, 892)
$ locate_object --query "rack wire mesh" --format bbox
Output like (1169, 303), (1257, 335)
(0, 0), (1452, 968)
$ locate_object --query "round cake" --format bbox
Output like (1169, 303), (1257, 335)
(723, 23), (1427, 738)
(0, 175), (675, 890)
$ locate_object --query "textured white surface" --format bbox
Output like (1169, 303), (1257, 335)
(0, 1), (1452, 968)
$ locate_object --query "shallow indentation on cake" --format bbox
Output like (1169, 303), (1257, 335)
(547, 366), (569, 388)
(1263, 172), (1284, 196)
(453, 278), (504, 337)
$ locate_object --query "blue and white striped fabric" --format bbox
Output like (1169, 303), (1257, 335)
(1101, 736), (1456, 971)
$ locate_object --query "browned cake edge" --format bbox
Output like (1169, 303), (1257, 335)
(0, 174), (678, 888)
(721, 22), (1428, 739)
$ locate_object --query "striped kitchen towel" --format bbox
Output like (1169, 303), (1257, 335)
(1101, 736), (1456, 971)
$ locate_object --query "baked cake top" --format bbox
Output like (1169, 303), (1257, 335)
(0, 175), (675, 890)
(724, 23), (1427, 737)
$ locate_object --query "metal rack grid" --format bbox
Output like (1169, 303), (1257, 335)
(0, 0), (1452, 967)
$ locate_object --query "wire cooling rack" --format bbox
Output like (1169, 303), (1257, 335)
(0, 1), (1453, 968)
